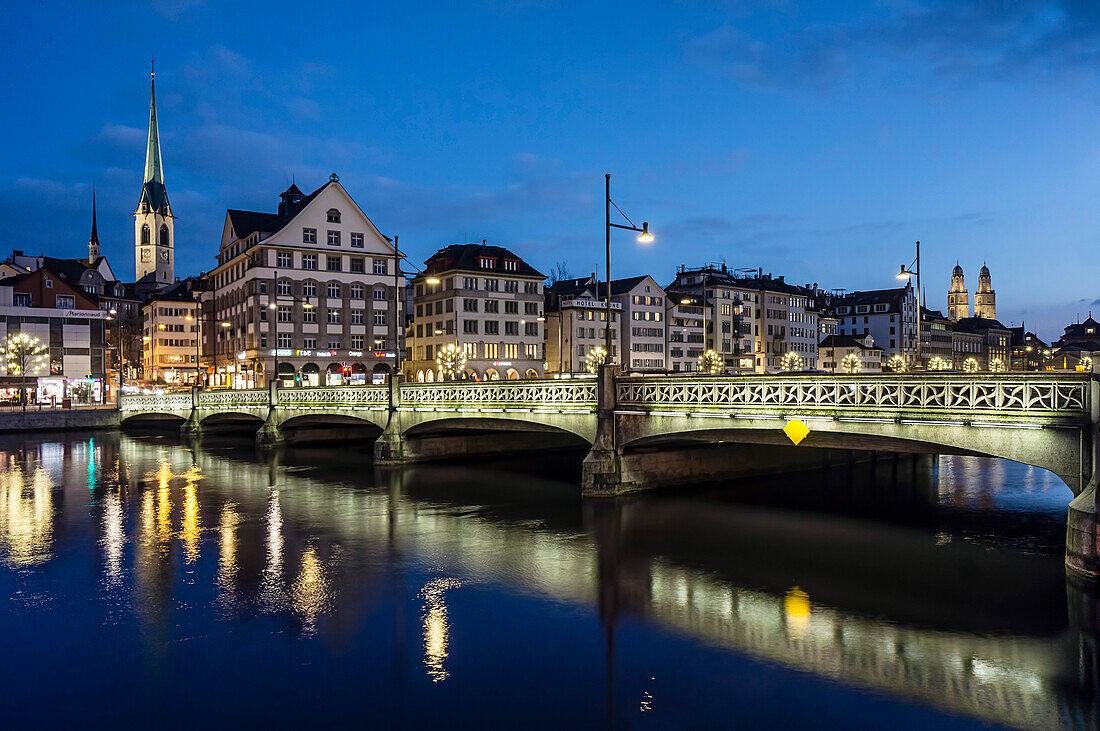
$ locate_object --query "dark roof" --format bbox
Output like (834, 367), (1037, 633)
(829, 286), (910, 315)
(953, 316), (1009, 333)
(921, 306), (949, 322)
(226, 182), (328, 240)
(421, 243), (544, 278)
(1009, 326), (1049, 348)
(819, 334), (882, 351)
(145, 280), (198, 303)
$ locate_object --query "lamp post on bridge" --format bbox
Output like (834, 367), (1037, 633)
(897, 240), (923, 370)
(604, 173), (654, 365)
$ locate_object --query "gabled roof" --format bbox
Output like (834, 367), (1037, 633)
(422, 243), (544, 278)
(829, 286), (910, 315)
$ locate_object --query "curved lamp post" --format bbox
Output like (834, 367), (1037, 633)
(605, 173), (654, 364)
(896, 240), (923, 369)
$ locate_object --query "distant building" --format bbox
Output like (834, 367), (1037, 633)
(974, 264), (996, 320)
(951, 316), (1011, 370)
(827, 282), (918, 368)
(406, 243), (544, 382)
(920, 307), (953, 368)
(1008, 326), (1050, 371)
(0, 264), (110, 396)
(666, 265), (753, 373)
(545, 276), (622, 375)
(1050, 316), (1100, 370)
(818, 333), (883, 373)
(142, 280), (199, 384)
(947, 263), (970, 321)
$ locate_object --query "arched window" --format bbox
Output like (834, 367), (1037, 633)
(160, 225), (169, 247)
(141, 224), (150, 245)
(326, 208), (341, 223)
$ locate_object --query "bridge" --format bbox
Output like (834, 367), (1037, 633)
(119, 367), (1100, 580)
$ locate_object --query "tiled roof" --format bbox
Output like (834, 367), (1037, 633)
(422, 243), (544, 278)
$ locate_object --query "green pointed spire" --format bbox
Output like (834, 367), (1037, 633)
(137, 66), (170, 213)
(144, 72), (163, 185)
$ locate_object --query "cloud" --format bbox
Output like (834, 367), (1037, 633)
(687, 1), (1100, 89)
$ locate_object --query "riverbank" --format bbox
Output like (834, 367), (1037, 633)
(0, 407), (119, 433)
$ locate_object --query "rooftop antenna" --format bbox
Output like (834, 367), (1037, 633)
(151, 57), (155, 79)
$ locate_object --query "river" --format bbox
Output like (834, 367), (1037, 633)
(0, 432), (1094, 729)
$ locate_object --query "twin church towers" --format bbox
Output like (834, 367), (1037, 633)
(947, 262), (996, 321)
(133, 66), (174, 287)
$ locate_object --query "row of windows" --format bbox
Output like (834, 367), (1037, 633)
(274, 307), (387, 326)
(274, 251), (386, 274)
(631, 311), (663, 321)
(275, 280), (389, 300)
(419, 342), (535, 360)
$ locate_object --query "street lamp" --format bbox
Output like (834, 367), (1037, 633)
(604, 173), (654, 364)
(896, 240), (922, 369)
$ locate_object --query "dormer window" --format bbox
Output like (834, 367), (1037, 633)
(503, 260), (518, 271)
(480, 257), (496, 269)
(327, 209), (341, 223)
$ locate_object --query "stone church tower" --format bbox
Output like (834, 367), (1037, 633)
(974, 263), (996, 320)
(947, 262), (969, 321)
(134, 67), (174, 287)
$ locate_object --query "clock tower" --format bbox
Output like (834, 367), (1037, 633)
(134, 65), (174, 287)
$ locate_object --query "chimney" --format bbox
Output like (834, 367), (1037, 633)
(778, 275), (784, 283)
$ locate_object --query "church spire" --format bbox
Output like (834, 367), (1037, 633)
(137, 64), (170, 213)
(88, 187), (100, 261)
(144, 65), (164, 187)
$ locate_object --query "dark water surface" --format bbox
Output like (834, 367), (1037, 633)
(0, 432), (1095, 729)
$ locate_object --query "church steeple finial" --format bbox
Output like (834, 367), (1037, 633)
(88, 187), (100, 261)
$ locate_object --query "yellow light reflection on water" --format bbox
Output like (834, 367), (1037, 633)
(102, 488), (124, 582)
(0, 459), (54, 567)
(420, 577), (462, 682)
(784, 586), (811, 638)
(292, 544), (330, 637)
(259, 489), (285, 611)
(181, 469), (202, 565)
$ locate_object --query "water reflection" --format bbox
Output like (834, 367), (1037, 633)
(420, 577), (461, 682)
(0, 432), (1095, 729)
(0, 455), (53, 567)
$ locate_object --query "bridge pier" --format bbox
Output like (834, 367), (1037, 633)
(255, 380), (285, 448)
(1067, 371), (1099, 582)
(583, 365), (629, 496)
(374, 375), (409, 464)
(179, 386), (203, 438)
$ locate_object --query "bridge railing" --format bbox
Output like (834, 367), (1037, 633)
(197, 389), (271, 409)
(279, 386), (388, 407)
(400, 378), (597, 410)
(119, 392), (193, 413)
(616, 373), (1092, 420)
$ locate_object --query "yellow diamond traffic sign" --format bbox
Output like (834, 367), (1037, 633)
(783, 419), (810, 446)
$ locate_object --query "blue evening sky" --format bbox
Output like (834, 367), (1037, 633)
(2, 0), (1097, 338)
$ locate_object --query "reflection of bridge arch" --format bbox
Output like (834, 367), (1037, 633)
(401, 415), (593, 444)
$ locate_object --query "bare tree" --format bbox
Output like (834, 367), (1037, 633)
(547, 261), (571, 287)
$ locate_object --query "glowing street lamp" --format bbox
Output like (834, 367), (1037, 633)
(604, 173), (654, 365)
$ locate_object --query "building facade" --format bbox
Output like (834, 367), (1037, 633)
(142, 281), (198, 384)
(952, 317), (1011, 371)
(206, 176), (404, 388)
(818, 334), (883, 373)
(0, 266), (110, 400)
(406, 243), (544, 382)
(666, 265), (753, 373)
(827, 283), (918, 368)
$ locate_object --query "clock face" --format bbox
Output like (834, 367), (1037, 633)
(140, 249), (151, 262)
(159, 250), (170, 261)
